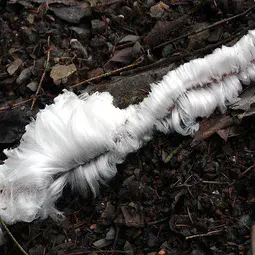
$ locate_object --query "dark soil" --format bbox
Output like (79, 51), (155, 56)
(0, 0), (254, 254)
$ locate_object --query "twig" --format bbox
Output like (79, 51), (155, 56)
(202, 180), (228, 185)
(0, 94), (45, 112)
(0, 98), (33, 111)
(164, 142), (185, 163)
(185, 230), (223, 240)
(187, 207), (194, 224)
(154, 4), (255, 49)
(122, 27), (248, 77)
(239, 163), (255, 178)
(0, 217), (28, 255)
(70, 56), (144, 89)
(31, 36), (51, 110)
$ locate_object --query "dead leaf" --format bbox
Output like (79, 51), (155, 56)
(104, 42), (141, 70)
(50, 64), (77, 85)
(216, 125), (242, 141)
(191, 114), (241, 147)
(121, 205), (144, 228)
(144, 15), (189, 47)
(107, 47), (133, 64)
(230, 86), (255, 111)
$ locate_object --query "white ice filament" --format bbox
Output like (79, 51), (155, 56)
(0, 29), (255, 224)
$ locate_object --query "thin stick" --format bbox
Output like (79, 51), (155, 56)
(239, 164), (255, 178)
(70, 56), (144, 89)
(31, 36), (51, 110)
(0, 217), (28, 255)
(0, 98), (33, 111)
(187, 207), (194, 224)
(154, 4), (255, 49)
(185, 230), (223, 240)
(0, 94), (44, 112)
(122, 27), (247, 77)
(164, 142), (185, 163)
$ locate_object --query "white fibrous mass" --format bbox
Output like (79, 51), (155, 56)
(1, 29), (255, 224)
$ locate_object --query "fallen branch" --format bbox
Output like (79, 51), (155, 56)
(123, 27), (248, 77)
(1, 26), (255, 225)
(70, 56), (144, 89)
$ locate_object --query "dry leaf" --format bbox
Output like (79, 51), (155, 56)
(144, 15), (189, 47)
(191, 114), (241, 147)
(50, 64), (77, 85)
(230, 86), (255, 111)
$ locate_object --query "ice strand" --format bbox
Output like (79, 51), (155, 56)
(0, 29), (255, 224)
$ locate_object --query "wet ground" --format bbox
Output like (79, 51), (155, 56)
(0, 0), (254, 254)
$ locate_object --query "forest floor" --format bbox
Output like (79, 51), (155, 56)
(0, 0), (254, 254)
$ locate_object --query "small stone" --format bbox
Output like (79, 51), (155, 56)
(27, 14), (35, 24)
(16, 67), (33, 84)
(239, 215), (253, 227)
(119, 35), (140, 44)
(223, 32), (231, 39)
(150, 4), (166, 19)
(93, 238), (112, 248)
(69, 26), (91, 40)
(105, 227), (115, 240)
(114, 14), (124, 24)
(26, 81), (38, 92)
(120, 6), (132, 19)
(70, 39), (88, 58)
(50, 5), (89, 24)
(91, 19), (106, 34)
(7, 58), (23, 75)
(208, 26), (223, 43)
(162, 44), (173, 58)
